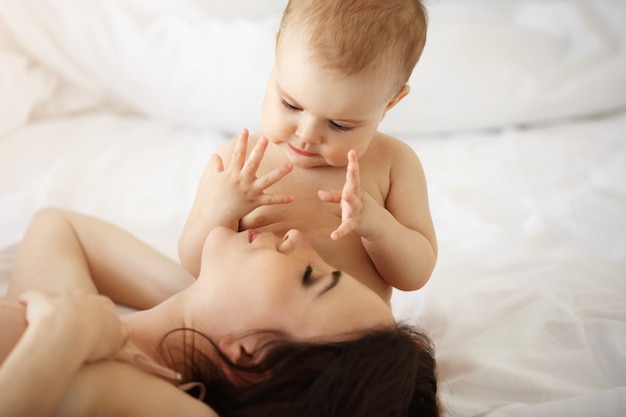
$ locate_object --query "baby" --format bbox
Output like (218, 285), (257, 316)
(180, 0), (436, 303)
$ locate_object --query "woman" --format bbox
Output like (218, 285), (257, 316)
(1, 208), (439, 416)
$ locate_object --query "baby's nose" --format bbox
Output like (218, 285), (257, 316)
(296, 117), (322, 144)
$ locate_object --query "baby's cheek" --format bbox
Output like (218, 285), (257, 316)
(261, 107), (289, 139)
(324, 149), (351, 167)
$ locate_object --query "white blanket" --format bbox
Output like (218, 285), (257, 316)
(1, 1), (625, 416)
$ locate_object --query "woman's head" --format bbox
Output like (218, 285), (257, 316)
(169, 227), (439, 415)
(188, 227), (394, 345)
(164, 323), (439, 417)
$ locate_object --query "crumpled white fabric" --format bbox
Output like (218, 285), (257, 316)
(1, 0), (625, 136)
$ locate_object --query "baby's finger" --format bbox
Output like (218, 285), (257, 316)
(230, 128), (249, 170)
(242, 137), (269, 178)
(344, 150), (360, 192)
(331, 222), (354, 240)
(210, 153), (225, 173)
(318, 189), (341, 203)
(259, 193), (294, 205)
(341, 194), (358, 218)
(255, 162), (293, 190)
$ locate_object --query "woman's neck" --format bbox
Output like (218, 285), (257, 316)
(121, 295), (188, 364)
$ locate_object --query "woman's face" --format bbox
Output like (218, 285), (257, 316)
(194, 227), (394, 342)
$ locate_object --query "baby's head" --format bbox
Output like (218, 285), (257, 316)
(277, 0), (428, 97)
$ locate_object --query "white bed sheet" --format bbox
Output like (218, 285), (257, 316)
(1, 110), (624, 417)
(1, 0), (625, 416)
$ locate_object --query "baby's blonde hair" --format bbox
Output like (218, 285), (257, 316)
(277, 0), (427, 95)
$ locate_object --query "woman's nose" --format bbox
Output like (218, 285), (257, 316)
(280, 229), (313, 252)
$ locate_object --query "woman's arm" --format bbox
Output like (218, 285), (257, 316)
(0, 301), (26, 364)
(7, 208), (194, 309)
(0, 292), (127, 417)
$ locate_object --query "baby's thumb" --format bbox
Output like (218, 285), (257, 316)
(210, 153), (225, 172)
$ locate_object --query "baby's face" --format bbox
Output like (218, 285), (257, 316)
(260, 36), (400, 168)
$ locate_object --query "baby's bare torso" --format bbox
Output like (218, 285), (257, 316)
(237, 135), (393, 302)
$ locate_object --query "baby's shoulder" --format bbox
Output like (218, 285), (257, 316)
(366, 132), (418, 162)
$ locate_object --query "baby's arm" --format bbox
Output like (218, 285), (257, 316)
(179, 129), (293, 277)
(320, 143), (437, 291)
(363, 143), (437, 290)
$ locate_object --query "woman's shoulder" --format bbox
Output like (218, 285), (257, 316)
(56, 361), (219, 417)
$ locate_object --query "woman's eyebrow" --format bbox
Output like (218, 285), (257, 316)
(317, 270), (342, 298)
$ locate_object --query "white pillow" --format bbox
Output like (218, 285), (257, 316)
(381, 0), (626, 134)
(1, 0), (624, 135)
(0, 0), (281, 134)
(0, 50), (56, 137)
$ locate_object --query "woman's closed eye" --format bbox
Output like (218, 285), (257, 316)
(302, 265), (315, 287)
(302, 265), (342, 297)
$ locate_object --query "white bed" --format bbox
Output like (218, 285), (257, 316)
(1, 0), (625, 416)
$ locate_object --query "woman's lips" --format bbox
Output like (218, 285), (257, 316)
(248, 229), (260, 243)
(288, 143), (317, 157)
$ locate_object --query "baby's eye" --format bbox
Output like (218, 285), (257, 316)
(329, 121), (353, 132)
(281, 99), (301, 112)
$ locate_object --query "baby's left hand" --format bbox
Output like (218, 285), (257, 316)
(318, 150), (375, 240)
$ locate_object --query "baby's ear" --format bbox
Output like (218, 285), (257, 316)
(383, 85), (411, 118)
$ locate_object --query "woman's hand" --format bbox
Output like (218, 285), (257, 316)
(207, 129), (294, 226)
(318, 150), (380, 240)
(0, 291), (129, 416)
(19, 291), (129, 362)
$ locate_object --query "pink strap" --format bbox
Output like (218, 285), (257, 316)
(113, 341), (206, 399)
(179, 381), (207, 401)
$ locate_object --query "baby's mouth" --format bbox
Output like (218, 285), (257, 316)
(288, 143), (317, 157)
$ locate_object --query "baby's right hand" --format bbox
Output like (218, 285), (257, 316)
(19, 291), (129, 363)
(206, 129), (294, 223)
(179, 129), (294, 277)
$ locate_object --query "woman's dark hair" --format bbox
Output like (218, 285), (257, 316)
(160, 323), (439, 417)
